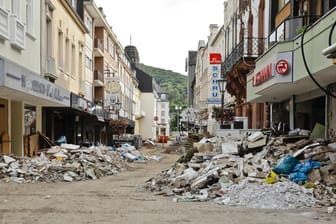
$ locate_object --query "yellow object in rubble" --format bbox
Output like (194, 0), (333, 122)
(265, 170), (279, 184)
(304, 182), (316, 188)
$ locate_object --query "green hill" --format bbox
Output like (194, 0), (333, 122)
(139, 63), (187, 110)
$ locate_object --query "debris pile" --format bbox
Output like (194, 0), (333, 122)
(144, 132), (336, 209)
(0, 143), (157, 183)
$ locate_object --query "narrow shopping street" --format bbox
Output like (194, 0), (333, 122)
(0, 146), (334, 224)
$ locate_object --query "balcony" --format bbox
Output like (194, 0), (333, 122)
(78, 80), (86, 97)
(0, 7), (9, 40)
(10, 15), (25, 50)
(93, 70), (104, 86)
(268, 15), (320, 48)
(93, 38), (104, 57)
(221, 37), (266, 75)
(135, 110), (146, 120)
(45, 56), (57, 81)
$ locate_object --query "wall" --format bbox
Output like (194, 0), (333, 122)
(52, 0), (85, 94)
(0, 0), (41, 75)
(11, 101), (23, 156)
(139, 92), (156, 140)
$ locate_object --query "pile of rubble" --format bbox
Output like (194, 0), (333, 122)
(144, 132), (336, 210)
(0, 143), (157, 184)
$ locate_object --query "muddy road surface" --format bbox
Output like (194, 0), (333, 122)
(0, 148), (335, 224)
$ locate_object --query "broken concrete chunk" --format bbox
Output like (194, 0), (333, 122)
(247, 131), (264, 142)
(221, 141), (239, 154)
(3, 155), (15, 164)
(63, 174), (74, 182)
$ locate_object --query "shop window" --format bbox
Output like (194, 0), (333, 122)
(24, 105), (36, 135)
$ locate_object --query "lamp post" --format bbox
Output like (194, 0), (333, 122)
(218, 77), (227, 128)
(114, 101), (121, 119)
(187, 109), (190, 133)
(175, 106), (182, 133)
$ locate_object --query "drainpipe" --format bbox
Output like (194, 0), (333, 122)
(289, 95), (296, 130)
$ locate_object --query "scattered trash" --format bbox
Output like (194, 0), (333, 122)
(0, 143), (161, 184)
(144, 132), (336, 209)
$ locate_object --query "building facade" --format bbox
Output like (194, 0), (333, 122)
(1, 0), (143, 155)
(247, 0), (336, 137)
(221, 0), (269, 129)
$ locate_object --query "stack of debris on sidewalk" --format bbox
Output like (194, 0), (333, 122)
(144, 131), (336, 210)
(0, 143), (159, 184)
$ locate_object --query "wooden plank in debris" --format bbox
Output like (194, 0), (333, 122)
(29, 133), (39, 157)
(39, 132), (56, 147)
(1, 132), (10, 154)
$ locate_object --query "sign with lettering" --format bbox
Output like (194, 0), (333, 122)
(3, 60), (70, 106)
(252, 63), (273, 86)
(251, 52), (293, 94)
(209, 53), (221, 64)
(71, 93), (95, 114)
(207, 65), (222, 104)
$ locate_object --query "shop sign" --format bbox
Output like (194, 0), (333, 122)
(275, 59), (289, 75)
(71, 93), (95, 114)
(252, 63), (273, 86)
(209, 53), (221, 64)
(251, 52), (293, 94)
(5, 72), (70, 106)
(207, 65), (222, 104)
(93, 105), (104, 122)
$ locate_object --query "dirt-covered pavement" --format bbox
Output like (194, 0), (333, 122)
(0, 146), (335, 224)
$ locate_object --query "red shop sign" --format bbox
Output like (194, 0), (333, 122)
(275, 59), (289, 75)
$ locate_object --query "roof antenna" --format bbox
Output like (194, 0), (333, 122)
(130, 35), (132, 45)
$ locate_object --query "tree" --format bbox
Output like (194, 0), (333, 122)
(109, 118), (128, 136)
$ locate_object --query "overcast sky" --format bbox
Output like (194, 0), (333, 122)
(94, 0), (224, 75)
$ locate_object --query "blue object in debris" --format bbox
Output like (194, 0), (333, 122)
(55, 136), (67, 145)
(272, 155), (299, 175)
(289, 159), (321, 183)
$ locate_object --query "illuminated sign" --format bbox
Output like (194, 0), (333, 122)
(275, 59), (289, 75)
(209, 53), (221, 64)
(207, 65), (222, 104)
(252, 63), (273, 86)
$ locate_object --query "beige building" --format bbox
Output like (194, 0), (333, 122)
(0, 0), (70, 155)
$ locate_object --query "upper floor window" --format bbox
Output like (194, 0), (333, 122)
(109, 41), (115, 58)
(85, 15), (92, 36)
(68, 0), (77, 10)
(58, 30), (64, 69)
(278, 0), (290, 10)
(26, 0), (34, 35)
(11, 0), (20, 17)
(104, 32), (108, 50)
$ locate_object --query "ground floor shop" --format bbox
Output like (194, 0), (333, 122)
(0, 56), (70, 156)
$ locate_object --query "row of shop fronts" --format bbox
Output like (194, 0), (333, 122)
(0, 56), (133, 156)
(247, 9), (336, 137)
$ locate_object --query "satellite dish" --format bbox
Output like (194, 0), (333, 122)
(105, 81), (121, 93)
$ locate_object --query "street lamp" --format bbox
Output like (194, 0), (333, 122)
(175, 106), (182, 133)
(187, 109), (191, 133)
(218, 77), (227, 128)
(114, 101), (121, 119)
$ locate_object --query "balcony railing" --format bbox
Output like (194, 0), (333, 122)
(222, 37), (266, 75)
(94, 70), (104, 83)
(94, 38), (104, 52)
(268, 15), (320, 48)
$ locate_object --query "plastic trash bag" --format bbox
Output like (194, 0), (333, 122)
(272, 155), (299, 175)
(265, 170), (279, 184)
(289, 159), (321, 184)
